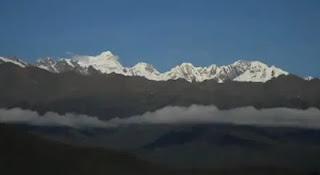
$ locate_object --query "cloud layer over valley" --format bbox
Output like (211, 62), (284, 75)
(0, 105), (320, 129)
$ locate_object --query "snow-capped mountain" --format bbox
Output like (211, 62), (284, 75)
(232, 61), (289, 82)
(0, 57), (27, 68)
(157, 60), (288, 82)
(1, 51), (289, 83)
(128, 62), (162, 81)
(75, 51), (126, 75)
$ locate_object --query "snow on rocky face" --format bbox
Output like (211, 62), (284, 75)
(0, 57), (27, 68)
(162, 63), (204, 82)
(36, 57), (87, 74)
(160, 60), (288, 83)
(74, 51), (125, 75)
(232, 61), (289, 82)
(1, 51), (289, 83)
(128, 62), (161, 81)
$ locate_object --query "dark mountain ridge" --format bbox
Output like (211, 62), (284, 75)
(0, 62), (319, 119)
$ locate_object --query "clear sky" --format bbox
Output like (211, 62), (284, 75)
(0, 0), (320, 76)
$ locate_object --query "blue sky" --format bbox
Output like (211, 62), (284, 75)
(0, 0), (320, 76)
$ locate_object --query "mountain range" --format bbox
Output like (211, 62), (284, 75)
(0, 60), (319, 119)
(1, 52), (320, 175)
(0, 51), (292, 82)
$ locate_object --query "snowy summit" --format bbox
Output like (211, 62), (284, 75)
(1, 51), (289, 83)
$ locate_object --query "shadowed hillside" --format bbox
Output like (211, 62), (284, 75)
(1, 124), (316, 175)
(0, 63), (319, 120)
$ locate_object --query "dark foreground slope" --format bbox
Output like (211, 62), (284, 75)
(24, 124), (320, 172)
(0, 124), (315, 175)
(0, 124), (174, 175)
(0, 63), (319, 119)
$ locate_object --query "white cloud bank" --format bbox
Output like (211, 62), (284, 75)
(0, 105), (320, 129)
(0, 108), (112, 128)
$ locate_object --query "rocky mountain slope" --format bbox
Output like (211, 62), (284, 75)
(0, 62), (319, 119)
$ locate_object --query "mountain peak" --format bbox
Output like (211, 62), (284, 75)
(132, 62), (158, 72)
(73, 52), (123, 74)
(232, 60), (267, 68)
(233, 61), (288, 82)
(0, 57), (27, 68)
(179, 62), (195, 67)
(233, 59), (251, 65)
(133, 62), (152, 67)
(129, 62), (161, 80)
(1, 51), (291, 83)
(96, 51), (117, 61)
(99, 51), (114, 57)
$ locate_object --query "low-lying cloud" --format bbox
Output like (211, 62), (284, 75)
(110, 105), (320, 129)
(0, 108), (112, 128)
(0, 105), (320, 129)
